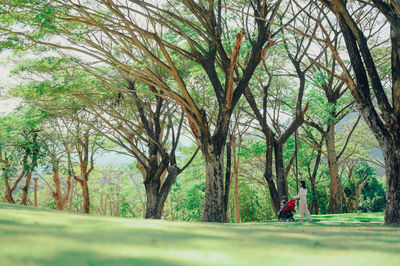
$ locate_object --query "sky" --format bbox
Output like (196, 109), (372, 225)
(0, 65), (20, 115)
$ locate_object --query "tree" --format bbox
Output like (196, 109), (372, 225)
(41, 119), (75, 210)
(84, 80), (198, 219)
(342, 159), (370, 213)
(0, 107), (45, 204)
(243, 1), (314, 213)
(315, 0), (400, 224)
(10, 54), (199, 218)
(303, 76), (359, 214)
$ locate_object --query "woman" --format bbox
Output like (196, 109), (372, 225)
(293, 180), (312, 222)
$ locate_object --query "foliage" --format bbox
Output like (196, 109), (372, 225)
(358, 166), (386, 213)
(235, 180), (274, 222)
(0, 105), (47, 176)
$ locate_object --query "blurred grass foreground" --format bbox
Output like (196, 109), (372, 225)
(0, 203), (399, 266)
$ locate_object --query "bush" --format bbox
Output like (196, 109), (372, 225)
(235, 181), (274, 222)
(172, 181), (205, 222)
(358, 165), (386, 212)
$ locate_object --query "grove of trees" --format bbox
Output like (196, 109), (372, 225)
(0, 0), (397, 224)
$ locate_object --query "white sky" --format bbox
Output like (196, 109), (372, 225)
(0, 65), (9, 83)
(0, 62), (21, 114)
(0, 98), (21, 114)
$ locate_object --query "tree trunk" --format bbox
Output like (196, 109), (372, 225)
(232, 136), (240, 223)
(224, 137), (232, 222)
(383, 144), (400, 224)
(343, 193), (353, 213)
(385, 3), (400, 225)
(61, 176), (72, 210)
(82, 179), (90, 214)
(52, 160), (64, 210)
(104, 194), (109, 216)
(110, 196), (114, 216)
(308, 137), (323, 215)
(354, 178), (368, 214)
(21, 133), (39, 206)
(274, 141), (288, 202)
(99, 193), (104, 215)
(144, 181), (164, 219)
(142, 200), (146, 218)
(33, 178), (38, 207)
(264, 134), (280, 215)
(67, 180), (76, 212)
(201, 145), (226, 222)
(21, 173), (32, 205)
(101, 193), (109, 216)
(3, 166), (26, 204)
(161, 202), (165, 218)
(310, 178), (319, 214)
(4, 177), (15, 204)
(115, 191), (120, 217)
(145, 166), (179, 219)
(354, 191), (360, 214)
(326, 125), (342, 213)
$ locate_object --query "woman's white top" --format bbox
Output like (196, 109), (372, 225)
(294, 187), (307, 201)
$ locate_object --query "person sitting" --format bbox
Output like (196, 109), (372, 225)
(278, 200), (286, 215)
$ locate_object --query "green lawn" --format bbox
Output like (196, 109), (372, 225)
(0, 203), (399, 266)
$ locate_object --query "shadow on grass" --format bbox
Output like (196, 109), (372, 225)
(7, 250), (188, 266)
(0, 203), (55, 212)
(2, 215), (399, 255)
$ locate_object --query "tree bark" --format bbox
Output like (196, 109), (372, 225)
(383, 144), (400, 224)
(4, 177), (16, 204)
(3, 156), (27, 204)
(274, 141), (288, 202)
(82, 178), (90, 214)
(21, 173), (32, 205)
(224, 136), (232, 222)
(145, 181), (163, 219)
(74, 130), (94, 214)
(232, 136), (241, 223)
(33, 178), (38, 207)
(385, 2), (400, 224)
(52, 158), (64, 210)
(21, 132), (39, 206)
(67, 180), (76, 212)
(61, 176), (72, 209)
(109, 197), (113, 216)
(144, 166), (179, 219)
(264, 133), (280, 215)
(308, 137), (322, 215)
(201, 145), (226, 222)
(310, 177), (319, 214)
(115, 190), (120, 217)
(326, 125), (342, 213)
(75, 175), (91, 214)
(142, 200), (146, 218)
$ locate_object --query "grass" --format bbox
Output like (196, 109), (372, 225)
(0, 203), (399, 266)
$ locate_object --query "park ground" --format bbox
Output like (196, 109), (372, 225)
(0, 203), (399, 266)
